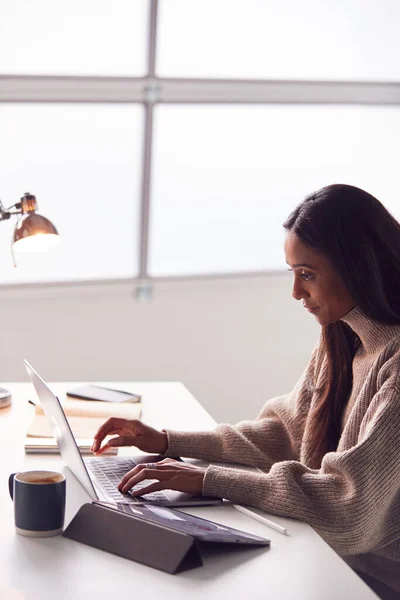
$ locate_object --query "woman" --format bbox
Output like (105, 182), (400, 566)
(91, 184), (400, 599)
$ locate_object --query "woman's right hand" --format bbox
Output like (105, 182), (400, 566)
(90, 418), (168, 456)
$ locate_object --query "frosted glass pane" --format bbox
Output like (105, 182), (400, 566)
(0, 104), (142, 284)
(158, 0), (400, 81)
(0, 0), (148, 75)
(149, 105), (400, 277)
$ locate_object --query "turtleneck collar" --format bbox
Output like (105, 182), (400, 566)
(340, 305), (400, 354)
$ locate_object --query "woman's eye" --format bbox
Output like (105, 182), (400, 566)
(300, 271), (313, 281)
(286, 267), (314, 281)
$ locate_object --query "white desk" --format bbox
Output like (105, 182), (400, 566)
(0, 382), (378, 600)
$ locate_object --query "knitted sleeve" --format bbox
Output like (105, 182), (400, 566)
(202, 385), (400, 556)
(165, 342), (319, 471)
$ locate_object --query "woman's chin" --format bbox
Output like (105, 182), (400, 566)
(316, 312), (338, 327)
(312, 310), (326, 326)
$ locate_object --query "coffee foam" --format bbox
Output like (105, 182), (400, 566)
(16, 471), (64, 484)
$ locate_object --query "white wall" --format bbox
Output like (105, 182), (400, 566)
(0, 273), (320, 424)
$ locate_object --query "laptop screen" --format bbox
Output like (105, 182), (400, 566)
(24, 359), (98, 501)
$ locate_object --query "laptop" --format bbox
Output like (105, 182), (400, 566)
(24, 360), (222, 508)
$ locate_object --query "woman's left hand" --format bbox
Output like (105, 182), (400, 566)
(118, 458), (207, 496)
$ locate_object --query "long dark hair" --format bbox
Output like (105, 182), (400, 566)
(283, 184), (400, 468)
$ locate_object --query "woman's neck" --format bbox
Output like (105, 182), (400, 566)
(340, 305), (400, 354)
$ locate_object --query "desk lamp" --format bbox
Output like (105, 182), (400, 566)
(0, 192), (60, 408)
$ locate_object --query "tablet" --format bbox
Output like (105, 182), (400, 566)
(96, 501), (270, 546)
(66, 385), (141, 403)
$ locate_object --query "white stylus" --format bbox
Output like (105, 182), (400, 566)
(233, 504), (288, 535)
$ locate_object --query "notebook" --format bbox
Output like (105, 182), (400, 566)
(24, 437), (117, 455)
(27, 397), (141, 439)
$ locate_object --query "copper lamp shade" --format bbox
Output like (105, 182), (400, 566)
(5, 193), (60, 253)
(13, 213), (60, 252)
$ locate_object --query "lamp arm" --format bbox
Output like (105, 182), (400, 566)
(0, 201), (10, 221)
(0, 200), (23, 221)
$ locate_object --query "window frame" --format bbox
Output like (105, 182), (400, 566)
(1, 0), (400, 291)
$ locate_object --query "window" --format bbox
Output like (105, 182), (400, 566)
(0, 104), (143, 284)
(1, 0), (399, 285)
(149, 104), (400, 276)
(157, 0), (400, 81)
(0, 0), (148, 76)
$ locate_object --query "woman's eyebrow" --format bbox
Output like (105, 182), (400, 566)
(286, 262), (317, 270)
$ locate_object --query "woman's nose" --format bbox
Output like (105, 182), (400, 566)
(292, 279), (308, 301)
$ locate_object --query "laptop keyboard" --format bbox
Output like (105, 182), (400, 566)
(85, 457), (169, 503)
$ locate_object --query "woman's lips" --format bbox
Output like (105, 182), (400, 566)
(304, 306), (320, 313)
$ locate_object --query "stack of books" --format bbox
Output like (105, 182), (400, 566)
(25, 385), (142, 454)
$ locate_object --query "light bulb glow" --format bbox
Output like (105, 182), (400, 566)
(12, 233), (60, 253)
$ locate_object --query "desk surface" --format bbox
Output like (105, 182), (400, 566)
(0, 381), (378, 600)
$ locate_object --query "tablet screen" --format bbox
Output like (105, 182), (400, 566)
(101, 502), (270, 545)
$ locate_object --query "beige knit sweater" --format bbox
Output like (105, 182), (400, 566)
(165, 306), (400, 592)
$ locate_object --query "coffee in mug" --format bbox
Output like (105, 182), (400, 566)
(24, 474), (62, 484)
(9, 470), (66, 537)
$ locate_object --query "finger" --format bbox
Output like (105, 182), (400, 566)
(94, 435), (134, 455)
(120, 468), (172, 493)
(131, 481), (166, 497)
(92, 440), (116, 455)
(92, 433), (133, 453)
(93, 417), (127, 441)
(92, 443), (109, 455)
(117, 458), (178, 490)
(118, 463), (146, 489)
(117, 459), (185, 485)
(91, 418), (127, 452)
(92, 435), (114, 453)
(91, 439), (101, 453)
(117, 461), (171, 488)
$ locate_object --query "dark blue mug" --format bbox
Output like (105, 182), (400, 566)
(9, 470), (66, 537)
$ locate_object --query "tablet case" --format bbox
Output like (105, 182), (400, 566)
(63, 502), (202, 573)
(63, 502), (268, 573)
